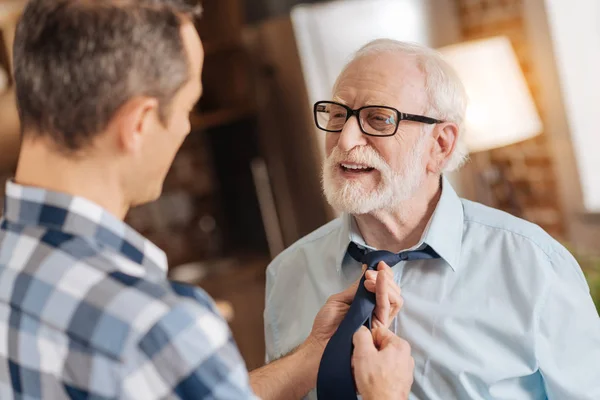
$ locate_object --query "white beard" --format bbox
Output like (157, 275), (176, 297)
(322, 137), (426, 215)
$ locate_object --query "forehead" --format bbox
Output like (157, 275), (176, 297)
(182, 22), (203, 75)
(333, 52), (428, 113)
(181, 22), (204, 96)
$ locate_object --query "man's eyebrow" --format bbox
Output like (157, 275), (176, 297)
(363, 98), (390, 107)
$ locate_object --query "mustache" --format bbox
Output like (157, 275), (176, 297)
(326, 146), (390, 171)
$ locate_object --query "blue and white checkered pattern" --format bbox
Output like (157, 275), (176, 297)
(0, 181), (257, 399)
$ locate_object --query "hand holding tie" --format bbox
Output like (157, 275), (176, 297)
(352, 326), (414, 400)
(307, 261), (403, 350)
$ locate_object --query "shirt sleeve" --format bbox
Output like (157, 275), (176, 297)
(536, 247), (600, 399)
(264, 262), (279, 364)
(120, 289), (259, 400)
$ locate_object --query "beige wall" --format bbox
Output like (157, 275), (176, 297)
(523, 0), (600, 251)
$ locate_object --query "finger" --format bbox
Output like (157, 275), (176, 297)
(364, 270), (378, 294)
(365, 276), (400, 301)
(367, 265), (402, 326)
(384, 335), (411, 357)
(377, 261), (397, 292)
(371, 317), (384, 330)
(382, 268), (400, 296)
(332, 264), (368, 304)
(377, 262), (395, 284)
(374, 265), (391, 327)
(376, 262), (402, 315)
(372, 326), (394, 349)
(377, 260), (393, 275)
(386, 277), (403, 317)
(364, 279), (376, 292)
(373, 326), (405, 352)
(352, 326), (376, 357)
(365, 270), (377, 281)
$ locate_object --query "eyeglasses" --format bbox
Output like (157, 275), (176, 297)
(313, 101), (443, 137)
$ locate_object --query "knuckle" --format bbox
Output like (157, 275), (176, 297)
(399, 338), (412, 353)
(326, 293), (339, 303)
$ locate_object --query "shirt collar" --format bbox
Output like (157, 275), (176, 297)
(335, 175), (464, 272)
(2, 180), (168, 277)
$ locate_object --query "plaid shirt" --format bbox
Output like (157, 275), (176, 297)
(0, 181), (257, 399)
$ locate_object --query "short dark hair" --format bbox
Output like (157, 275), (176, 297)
(13, 0), (202, 151)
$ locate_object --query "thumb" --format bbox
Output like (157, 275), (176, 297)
(373, 326), (396, 349)
(352, 326), (377, 358)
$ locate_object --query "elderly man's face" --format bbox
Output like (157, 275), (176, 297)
(322, 53), (432, 214)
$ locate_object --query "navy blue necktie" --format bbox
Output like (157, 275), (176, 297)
(316, 242), (440, 399)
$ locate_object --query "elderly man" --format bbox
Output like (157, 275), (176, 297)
(265, 39), (600, 399)
(0, 1), (413, 399)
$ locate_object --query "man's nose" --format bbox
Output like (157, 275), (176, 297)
(336, 116), (368, 152)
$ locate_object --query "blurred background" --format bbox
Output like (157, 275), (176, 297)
(1, 0), (599, 369)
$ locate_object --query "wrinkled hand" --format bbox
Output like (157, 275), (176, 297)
(352, 326), (414, 400)
(308, 262), (402, 350)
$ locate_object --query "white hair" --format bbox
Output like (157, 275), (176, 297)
(335, 39), (469, 172)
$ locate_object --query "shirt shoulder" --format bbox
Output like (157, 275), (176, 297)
(461, 199), (585, 285)
(0, 223), (227, 359)
(462, 199), (562, 254)
(0, 226), (256, 399)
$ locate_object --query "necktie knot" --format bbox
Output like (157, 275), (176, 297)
(347, 241), (439, 270)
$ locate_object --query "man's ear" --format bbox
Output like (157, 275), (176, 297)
(113, 97), (160, 153)
(427, 122), (459, 173)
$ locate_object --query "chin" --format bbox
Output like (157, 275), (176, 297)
(323, 171), (424, 215)
(130, 185), (163, 208)
(323, 178), (386, 215)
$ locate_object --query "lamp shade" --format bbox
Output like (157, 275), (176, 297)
(439, 36), (542, 153)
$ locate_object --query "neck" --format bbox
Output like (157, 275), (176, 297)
(354, 176), (442, 253)
(14, 138), (129, 220)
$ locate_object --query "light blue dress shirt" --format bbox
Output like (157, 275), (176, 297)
(264, 177), (600, 400)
